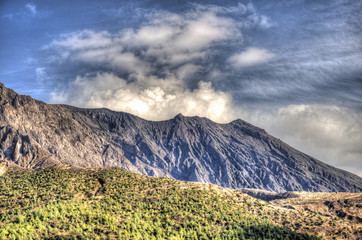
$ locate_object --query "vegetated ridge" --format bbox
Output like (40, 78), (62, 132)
(1, 167), (361, 239)
(0, 82), (361, 192)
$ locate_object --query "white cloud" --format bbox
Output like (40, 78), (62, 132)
(35, 67), (47, 83)
(46, 8), (241, 72)
(243, 104), (362, 176)
(172, 12), (238, 51)
(244, 3), (273, 29)
(175, 64), (201, 80)
(25, 3), (37, 16)
(47, 30), (150, 74)
(120, 24), (178, 48)
(50, 30), (112, 50)
(229, 47), (275, 68)
(25, 57), (37, 65)
(2, 2), (40, 20)
(50, 72), (236, 123)
(189, 2), (272, 29)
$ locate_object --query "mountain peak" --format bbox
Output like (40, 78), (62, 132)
(0, 82), (10, 97)
(0, 83), (17, 105)
(174, 113), (185, 119)
(0, 83), (36, 110)
(172, 113), (187, 123)
(230, 118), (267, 135)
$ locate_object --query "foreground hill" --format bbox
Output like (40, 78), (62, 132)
(0, 167), (361, 239)
(1, 82), (362, 192)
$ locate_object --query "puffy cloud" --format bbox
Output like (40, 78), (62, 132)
(45, 6), (243, 123)
(228, 47), (275, 68)
(50, 72), (236, 123)
(243, 105), (362, 176)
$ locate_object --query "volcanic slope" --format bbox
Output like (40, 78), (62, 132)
(0, 82), (361, 192)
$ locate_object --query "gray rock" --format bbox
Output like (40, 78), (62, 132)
(1, 82), (361, 192)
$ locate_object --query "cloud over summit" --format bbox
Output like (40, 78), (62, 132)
(50, 72), (235, 122)
(45, 6), (247, 123)
(45, 5), (248, 122)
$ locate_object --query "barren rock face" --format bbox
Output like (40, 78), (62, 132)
(1, 82), (362, 192)
(0, 123), (62, 169)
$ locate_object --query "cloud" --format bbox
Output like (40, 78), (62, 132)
(43, 5), (244, 124)
(50, 72), (236, 123)
(171, 13), (238, 51)
(243, 104), (362, 176)
(25, 3), (37, 16)
(49, 30), (112, 50)
(2, 2), (42, 20)
(228, 47), (275, 68)
(46, 9), (240, 72)
(35, 67), (46, 83)
(243, 2), (273, 29)
(187, 2), (273, 29)
(41, 2), (276, 88)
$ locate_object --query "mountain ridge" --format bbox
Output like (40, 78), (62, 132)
(1, 82), (361, 192)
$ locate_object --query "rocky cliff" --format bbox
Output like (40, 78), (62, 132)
(1, 82), (361, 192)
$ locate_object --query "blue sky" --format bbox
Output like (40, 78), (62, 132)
(1, 0), (362, 176)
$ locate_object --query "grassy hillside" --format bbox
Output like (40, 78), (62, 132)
(0, 167), (358, 239)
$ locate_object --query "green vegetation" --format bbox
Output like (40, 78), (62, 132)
(0, 167), (318, 239)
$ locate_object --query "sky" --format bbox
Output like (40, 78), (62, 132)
(1, 0), (361, 176)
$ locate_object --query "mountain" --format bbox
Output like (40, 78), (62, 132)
(1, 82), (361, 192)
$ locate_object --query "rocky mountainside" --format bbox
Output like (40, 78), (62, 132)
(1, 82), (361, 192)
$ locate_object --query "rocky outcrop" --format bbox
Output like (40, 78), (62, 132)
(0, 122), (62, 169)
(1, 82), (362, 192)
